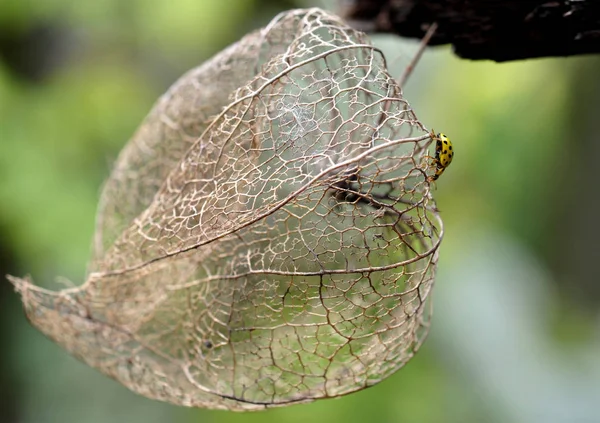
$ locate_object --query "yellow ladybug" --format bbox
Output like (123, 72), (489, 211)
(429, 132), (453, 181)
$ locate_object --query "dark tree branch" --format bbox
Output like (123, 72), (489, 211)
(342, 0), (600, 62)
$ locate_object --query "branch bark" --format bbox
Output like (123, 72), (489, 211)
(342, 0), (600, 62)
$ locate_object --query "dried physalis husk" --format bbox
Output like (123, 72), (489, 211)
(9, 8), (442, 411)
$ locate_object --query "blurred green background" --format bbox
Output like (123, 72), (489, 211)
(1, 1), (599, 422)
